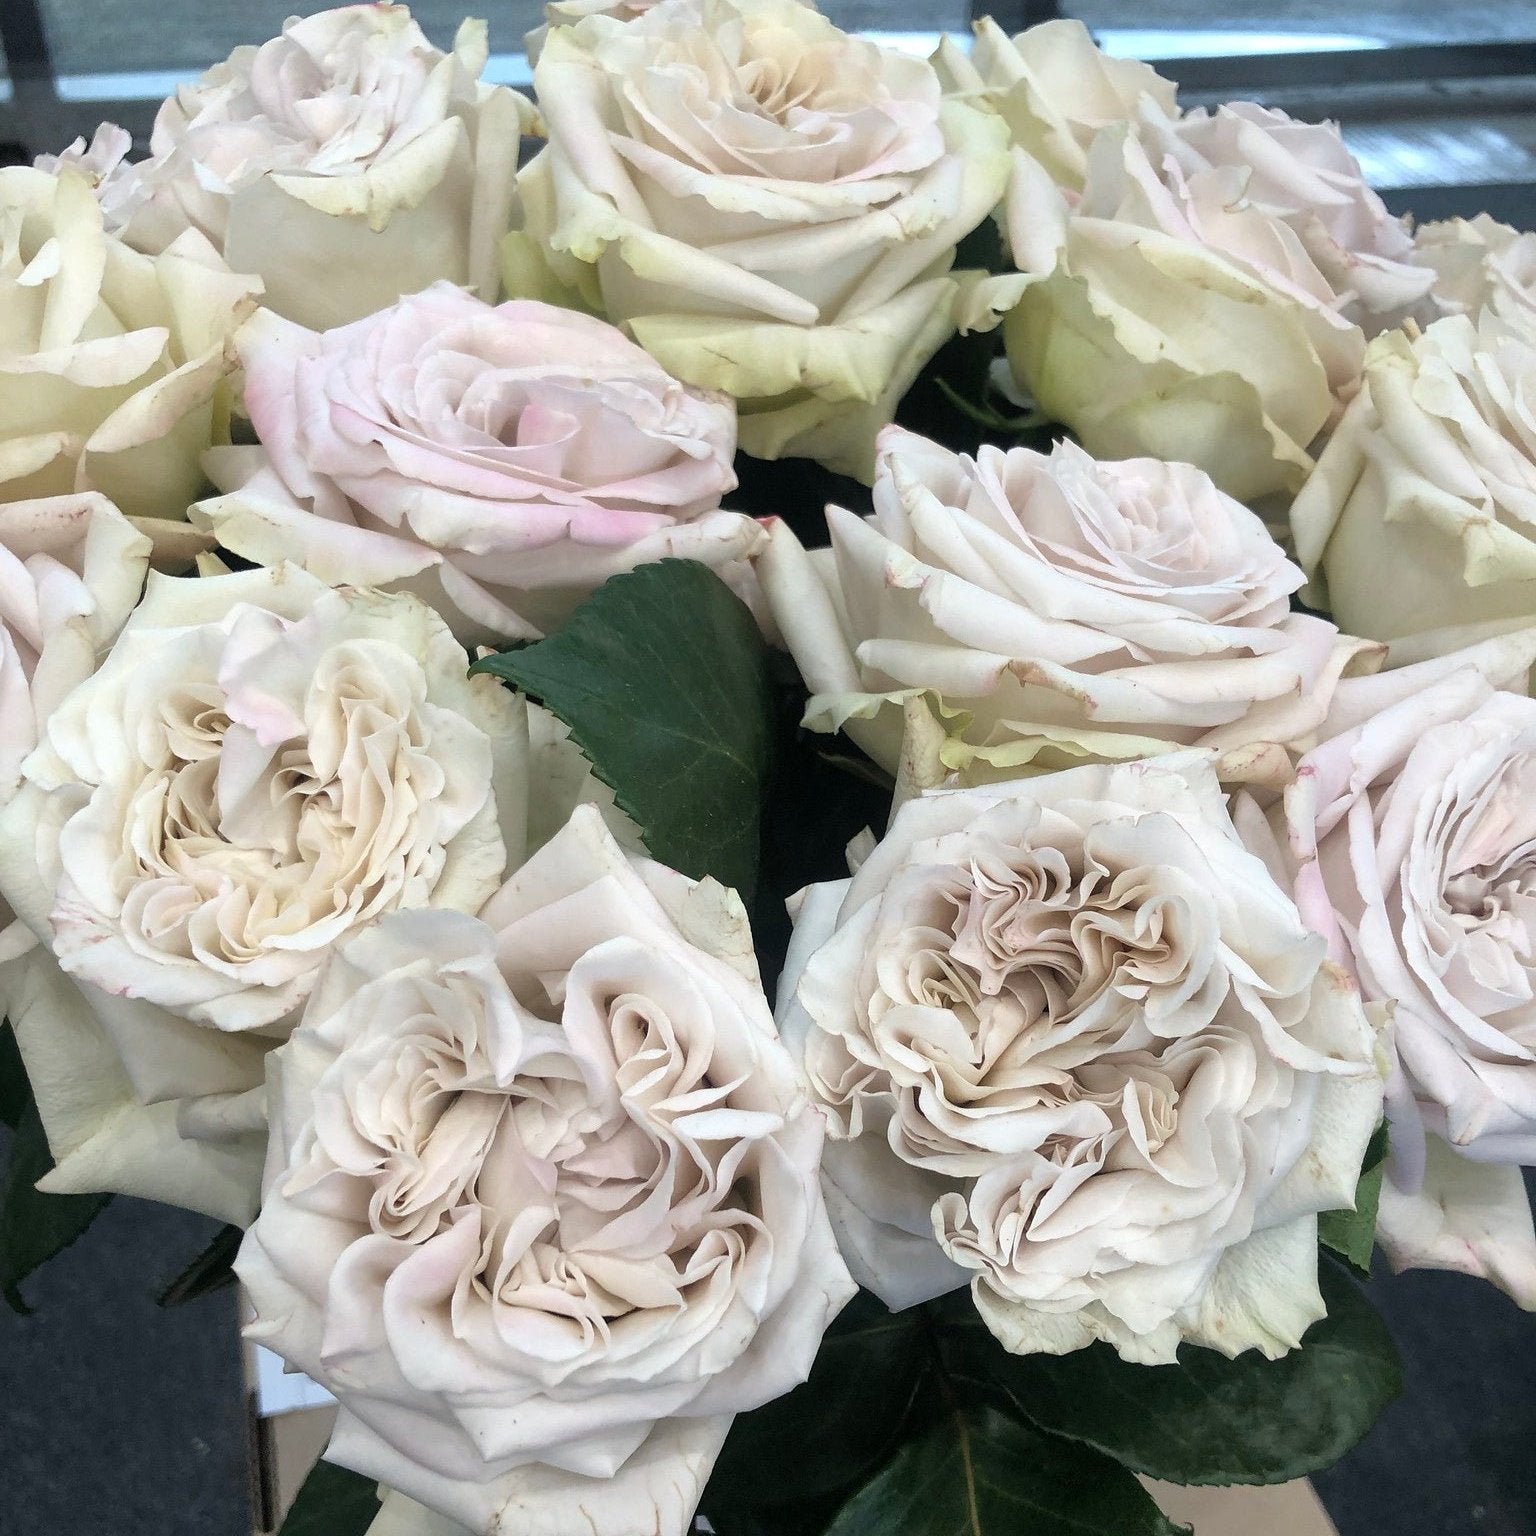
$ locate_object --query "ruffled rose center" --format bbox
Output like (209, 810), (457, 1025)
(316, 961), (774, 1347)
(106, 639), (461, 984)
(819, 824), (1223, 1176)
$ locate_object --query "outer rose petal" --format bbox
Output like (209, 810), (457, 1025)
(1378, 1139), (1536, 1307)
(1293, 316), (1536, 646)
(4, 949), (264, 1224)
(338, 1414), (731, 1536)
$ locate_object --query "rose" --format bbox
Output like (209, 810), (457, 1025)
(525, 0), (665, 65)
(759, 425), (1379, 793)
(238, 805), (854, 1536)
(1291, 311), (1536, 648)
(34, 125), (148, 236)
(0, 165), (259, 529)
(0, 565), (527, 1223)
(1245, 632), (1536, 1305)
(89, 4), (539, 331)
(0, 494), (151, 976)
(1139, 101), (1432, 333)
(933, 18), (1175, 190)
(999, 110), (1381, 500)
(776, 755), (1383, 1363)
(192, 282), (759, 643)
(1413, 214), (1536, 329)
(507, 0), (1010, 481)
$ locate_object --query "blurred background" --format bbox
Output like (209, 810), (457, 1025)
(1, 1), (1535, 1533)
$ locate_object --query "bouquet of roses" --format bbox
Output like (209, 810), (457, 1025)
(6, 3), (1536, 1534)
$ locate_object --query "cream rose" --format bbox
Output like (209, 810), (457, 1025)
(777, 755), (1383, 1364)
(1248, 633), (1536, 1305)
(1413, 214), (1536, 329)
(238, 806), (854, 1536)
(999, 106), (1389, 500)
(0, 494), (151, 975)
(192, 282), (758, 643)
(34, 125), (149, 236)
(508, 0), (1010, 481)
(759, 426), (1378, 793)
(1140, 101), (1431, 333)
(93, 4), (538, 330)
(0, 565), (525, 1223)
(0, 165), (259, 528)
(525, 0), (664, 65)
(1292, 311), (1536, 647)
(933, 18), (1175, 190)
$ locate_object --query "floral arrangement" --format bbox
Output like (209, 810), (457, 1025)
(6, 4), (1536, 1535)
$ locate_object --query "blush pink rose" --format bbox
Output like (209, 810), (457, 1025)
(1239, 631), (1536, 1306)
(194, 282), (761, 642)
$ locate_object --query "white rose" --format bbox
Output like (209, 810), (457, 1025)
(1139, 101), (1431, 332)
(1291, 311), (1536, 648)
(34, 124), (150, 236)
(0, 494), (151, 974)
(1413, 213), (1536, 328)
(999, 112), (1376, 500)
(933, 18), (1175, 190)
(525, 0), (664, 65)
(1246, 632), (1536, 1306)
(238, 806), (853, 1536)
(508, 0), (1010, 481)
(759, 426), (1378, 793)
(0, 165), (259, 528)
(777, 755), (1383, 1363)
(97, 4), (539, 330)
(193, 283), (758, 644)
(0, 565), (525, 1223)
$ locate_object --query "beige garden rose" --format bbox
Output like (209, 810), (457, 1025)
(0, 165), (259, 529)
(0, 494), (151, 976)
(1240, 632), (1536, 1305)
(1291, 310), (1536, 647)
(933, 18), (1175, 190)
(88, 4), (538, 330)
(760, 426), (1378, 794)
(777, 755), (1383, 1363)
(525, 0), (664, 65)
(508, 0), (1010, 481)
(0, 565), (526, 1223)
(1413, 213), (1536, 329)
(193, 282), (756, 643)
(999, 98), (1428, 500)
(239, 806), (853, 1536)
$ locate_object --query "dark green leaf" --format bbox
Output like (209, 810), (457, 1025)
(1319, 1162), (1385, 1275)
(0, 1098), (111, 1313)
(1320, 1122), (1389, 1274)
(0, 1022), (28, 1131)
(158, 1222), (243, 1307)
(278, 1458), (380, 1536)
(948, 1260), (1401, 1487)
(474, 560), (774, 899)
(821, 1407), (1186, 1536)
(705, 1292), (926, 1512)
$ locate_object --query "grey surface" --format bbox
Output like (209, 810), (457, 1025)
(29, 0), (1536, 76)
(0, 1172), (249, 1536)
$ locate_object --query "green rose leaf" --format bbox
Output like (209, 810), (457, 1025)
(0, 1095), (111, 1314)
(1320, 1122), (1389, 1275)
(821, 1407), (1187, 1536)
(949, 1259), (1401, 1487)
(474, 560), (774, 900)
(158, 1222), (244, 1308)
(278, 1459), (380, 1536)
(0, 1023), (29, 1131)
(704, 1292), (926, 1514)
